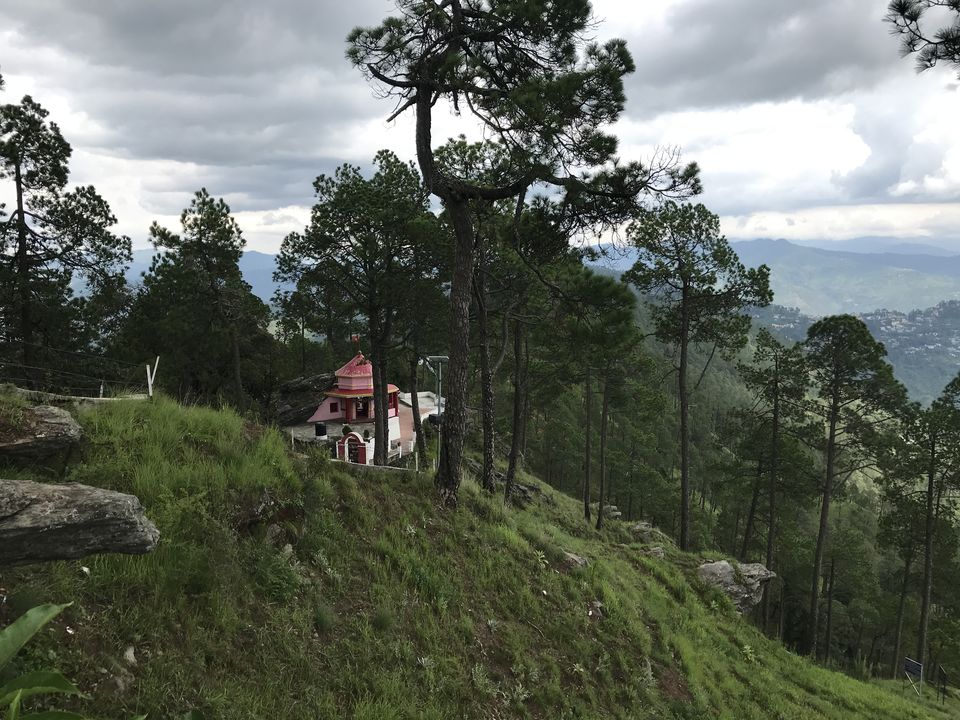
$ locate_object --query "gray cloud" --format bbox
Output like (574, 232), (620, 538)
(0, 0), (398, 213)
(1, 0), (958, 247)
(622, 0), (900, 114)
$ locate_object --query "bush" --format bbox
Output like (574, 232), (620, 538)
(314, 603), (336, 634)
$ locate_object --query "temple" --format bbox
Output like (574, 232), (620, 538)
(307, 351), (402, 464)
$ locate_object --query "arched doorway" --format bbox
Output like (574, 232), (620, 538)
(338, 431), (367, 465)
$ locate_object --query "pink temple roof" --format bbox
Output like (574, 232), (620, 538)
(324, 384), (399, 399)
(336, 352), (373, 378)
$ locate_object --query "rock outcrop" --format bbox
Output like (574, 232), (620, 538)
(0, 404), (82, 467)
(560, 551), (589, 571)
(270, 373), (336, 426)
(630, 521), (675, 547)
(602, 504), (622, 520)
(697, 560), (776, 613)
(0, 478), (160, 566)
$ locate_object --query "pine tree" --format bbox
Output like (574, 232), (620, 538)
(348, 0), (700, 505)
(276, 151), (437, 465)
(0, 94), (130, 376)
(625, 201), (771, 550)
(120, 190), (269, 404)
(886, 0), (960, 76)
(801, 315), (906, 657)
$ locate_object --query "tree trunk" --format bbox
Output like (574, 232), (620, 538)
(853, 620), (865, 671)
(583, 367), (593, 521)
(869, 633), (880, 673)
(918, 430), (937, 670)
(520, 337), (530, 460)
(505, 318), (524, 499)
(732, 509), (742, 555)
(678, 290), (691, 550)
(368, 313), (391, 466)
(739, 464), (762, 561)
(435, 199), (476, 505)
(891, 548), (914, 678)
(230, 326), (244, 403)
(14, 161), (35, 374)
(762, 374), (781, 634)
(778, 576), (786, 641)
(823, 557), (836, 663)
(596, 374), (610, 531)
(375, 341), (391, 466)
(300, 315), (306, 374)
(409, 355), (427, 463)
(324, 291), (342, 359)
(474, 269), (496, 492)
(807, 392), (839, 657)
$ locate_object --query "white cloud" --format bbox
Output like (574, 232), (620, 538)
(722, 203), (960, 240)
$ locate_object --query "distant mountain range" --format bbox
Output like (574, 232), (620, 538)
(790, 236), (960, 256)
(587, 237), (960, 317)
(128, 238), (960, 316)
(127, 249), (288, 302)
(123, 241), (959, 403)
(731, 239), (960, 316)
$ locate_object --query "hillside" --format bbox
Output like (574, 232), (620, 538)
(792, 236), (960, 256)
(1, 398), (956, 719)
(731, 239), (960, 316)
(752, 302), (960, 404)
(587, 238), (960, 316)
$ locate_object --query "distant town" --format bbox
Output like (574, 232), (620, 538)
(754, 300), (960, 404)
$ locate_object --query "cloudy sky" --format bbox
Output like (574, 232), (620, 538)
(1, 0), (959, 252)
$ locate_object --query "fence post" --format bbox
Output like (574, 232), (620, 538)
(146, 356), (160, 398)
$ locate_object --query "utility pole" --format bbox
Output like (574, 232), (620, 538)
(424, 355), (449, 470)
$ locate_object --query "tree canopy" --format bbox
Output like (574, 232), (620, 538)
(887, 0), (960, 76)
(348, 0), (702, 505)
(0, 94), (130, 374)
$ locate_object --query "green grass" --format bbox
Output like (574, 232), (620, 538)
(0, 384), (29, 435)
(1, 396), (958, 719)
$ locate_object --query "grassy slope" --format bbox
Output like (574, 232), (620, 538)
(1, 398), (958, 719)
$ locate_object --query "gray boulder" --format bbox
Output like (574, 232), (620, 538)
(270, 373), (336, 426)
(0, 404), (82, 467)
(697, 560), (776, 613)
(0, 478), (160, 566)
(602, 504), (622, 520)
(630, 521), (674, 546)
(560, 551), (589, 570)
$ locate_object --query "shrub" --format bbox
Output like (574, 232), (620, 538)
(314, 603), (336, 634)
(0, 603), (82, 719)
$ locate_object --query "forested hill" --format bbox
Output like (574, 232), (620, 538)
(753, 301), (960, 404)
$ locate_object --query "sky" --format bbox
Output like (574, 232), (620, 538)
(1, 0), (959, 253)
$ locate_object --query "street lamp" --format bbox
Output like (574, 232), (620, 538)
(422, 355), (448, 470)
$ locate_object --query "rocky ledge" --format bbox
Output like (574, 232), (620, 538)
(697, 560), (776, 614)
(0, 478), (160, 566)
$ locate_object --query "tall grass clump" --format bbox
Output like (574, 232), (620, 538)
(0, 385), (28, 434)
